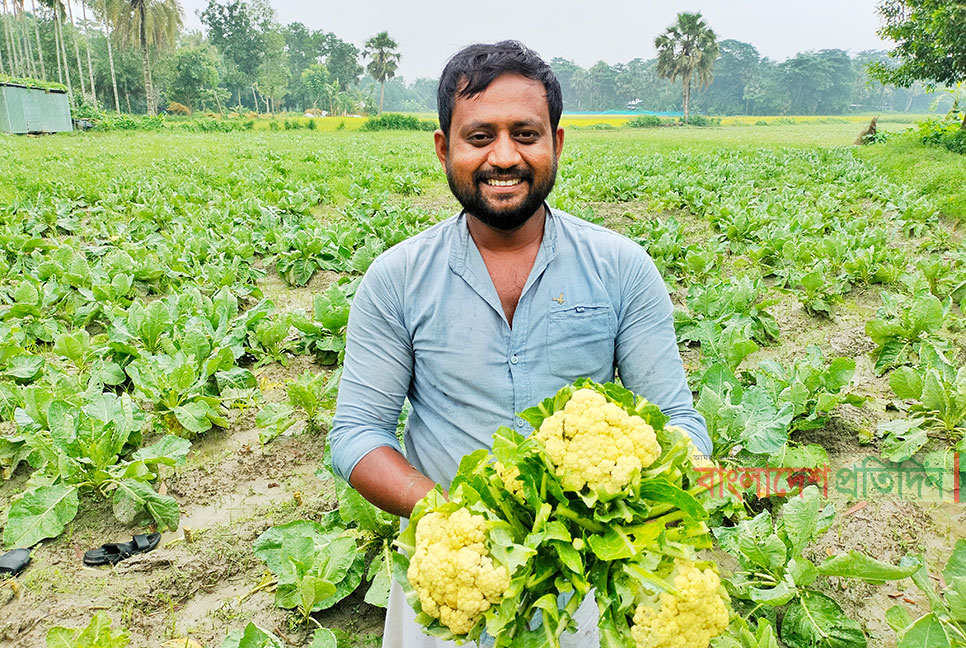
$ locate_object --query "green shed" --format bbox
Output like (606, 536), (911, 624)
(0, 82), (73, 134)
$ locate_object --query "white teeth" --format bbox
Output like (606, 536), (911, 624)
(486, 179), (521, 186)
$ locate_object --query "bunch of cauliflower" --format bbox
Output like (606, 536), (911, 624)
(630, 560), (730, 648)
(406, 507), (511, 635)
(398, 380), (729, 648)
(534, 387), (660, 496)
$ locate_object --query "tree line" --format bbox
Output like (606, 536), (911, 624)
(0, 0), (954, 117)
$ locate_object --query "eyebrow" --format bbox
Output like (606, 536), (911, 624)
(460, 119), (544, 133)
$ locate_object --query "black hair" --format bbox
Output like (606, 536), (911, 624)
(436, 40), (562, 137)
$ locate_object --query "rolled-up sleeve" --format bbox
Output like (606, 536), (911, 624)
(329, 259), (414, 482)
(614, 247), (712, 457)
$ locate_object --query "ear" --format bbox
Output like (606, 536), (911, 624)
(554, 127), (565, 161)
(434, 129), (448, 169)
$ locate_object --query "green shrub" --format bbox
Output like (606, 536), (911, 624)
(626, 115), (664, 128)
(917, 118), (966, 155)
(92, 113), (166, 131)
(360, 113), (437, 132)
(0, 73), (67, 92)
(679, 115), (721, 127)
(307, 119), (318, 130)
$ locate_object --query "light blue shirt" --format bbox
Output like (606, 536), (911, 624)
(330, 207), (710, 487)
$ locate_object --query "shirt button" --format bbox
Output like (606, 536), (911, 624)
(510, 355), (519, 365)
(515, 420), (524, 428)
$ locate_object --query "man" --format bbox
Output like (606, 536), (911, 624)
(330, 41), (710, 647)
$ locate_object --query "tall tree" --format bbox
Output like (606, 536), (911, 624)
(363, 30), (398, 114)
(105, 0), (182, 115)
(30, 0), (45, 78)
(654, 11), (719, 122)
(300, 61), (328, 109)
(168, 44), (218, 110)
(65, 0), (88, 100)
(870, 0), (966, 125)
(323, 35), (361, 89)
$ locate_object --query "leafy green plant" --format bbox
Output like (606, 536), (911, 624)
(676, 277), (780, 346)
(866, 292), (948, 375)
(221, 623), (343, 648)
(246, 313), (295, 368)
(716, 487), (918, 648)
(885, 539), (966, 647)
(696, 347), (860, 459)
(3, 396), (189, 548)
(292, 282), (353, 365)
(46, 612), (130, 648)
(888, 348), (966, 453)
(253, 518), (366, 622)
(126, 350), (238, 436)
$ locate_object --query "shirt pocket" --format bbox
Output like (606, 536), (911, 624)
(546, 304), (616, 380)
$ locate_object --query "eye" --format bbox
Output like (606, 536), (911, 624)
(515, 131), (539, 142)
(468, 132), (493, 145)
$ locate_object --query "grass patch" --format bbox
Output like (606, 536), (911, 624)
(855, 131), (966, 222)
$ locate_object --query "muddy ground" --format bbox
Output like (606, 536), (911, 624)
(1, 198), (965, 648)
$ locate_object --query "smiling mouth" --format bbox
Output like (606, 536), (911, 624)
(484, 178), (523, 187)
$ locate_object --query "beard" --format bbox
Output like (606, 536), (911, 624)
(446, 158), (558, 232)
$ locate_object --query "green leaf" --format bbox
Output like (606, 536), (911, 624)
(780, 590), (866, 648)
(364, 548), (393, 608)
(253, 519), (340, 578)
(897, 613), (949, 648)
(739, 388), (792, 454)
(111, 479), (180, 531)
(4, 484), (79, 549)
(817, 550), (921, 584)
(4, 355), (45, 382)
(788, 556), (819, 587)
(588, 526), (639, 561)
(46, 611), (131, 648)
(220, 622), (285, 648)
(638, 478), (706, 519)
(307, 628), (339, 648)
(173, 401), (213, 434)
(749, 575), (797, 606)
(946, 577), (966, 621)
(909, 294), (943, 335)
(879, 420), (929, 463)
(780, 486), (827, 556)
(335, 477), (397, 536)
(875, 340), (909, 375)
(884, 605), (912, 634)
(890, 367), (924, 400)
(132, 435), (192, 466)
(255, 402), (296, 445)
(943, 538), (966, 585)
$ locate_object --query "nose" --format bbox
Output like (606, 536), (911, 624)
(487, 132), (523, 169)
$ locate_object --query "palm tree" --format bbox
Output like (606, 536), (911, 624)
(91, 0), (119, 111)
(363, 31), (400, 114)
(30, 0), (46, 79)
(105, 0), (181, 115)
(654, 11), (719, 123)
(79, 0), (96, 101)
(65, 0), (88, 99)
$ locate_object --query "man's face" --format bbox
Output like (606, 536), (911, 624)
(434, 74), (564, 232)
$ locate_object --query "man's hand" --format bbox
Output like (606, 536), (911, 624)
(348, 446), (443, 518)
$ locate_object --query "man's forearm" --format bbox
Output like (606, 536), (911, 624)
(348, 446), (441, 518)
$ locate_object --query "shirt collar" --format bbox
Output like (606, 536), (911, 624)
(448, 203), (559, 278)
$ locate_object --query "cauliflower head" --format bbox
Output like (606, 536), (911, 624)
(630, 559), (730, 648)
(494, 460), (525, 501)
(534, 388), (660, 495)
(406, 507), (511, 636)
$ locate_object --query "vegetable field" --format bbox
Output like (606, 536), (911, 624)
(1, 121), (965, 647)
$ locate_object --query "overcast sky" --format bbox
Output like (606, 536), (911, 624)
(179, 0), (892, 81)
